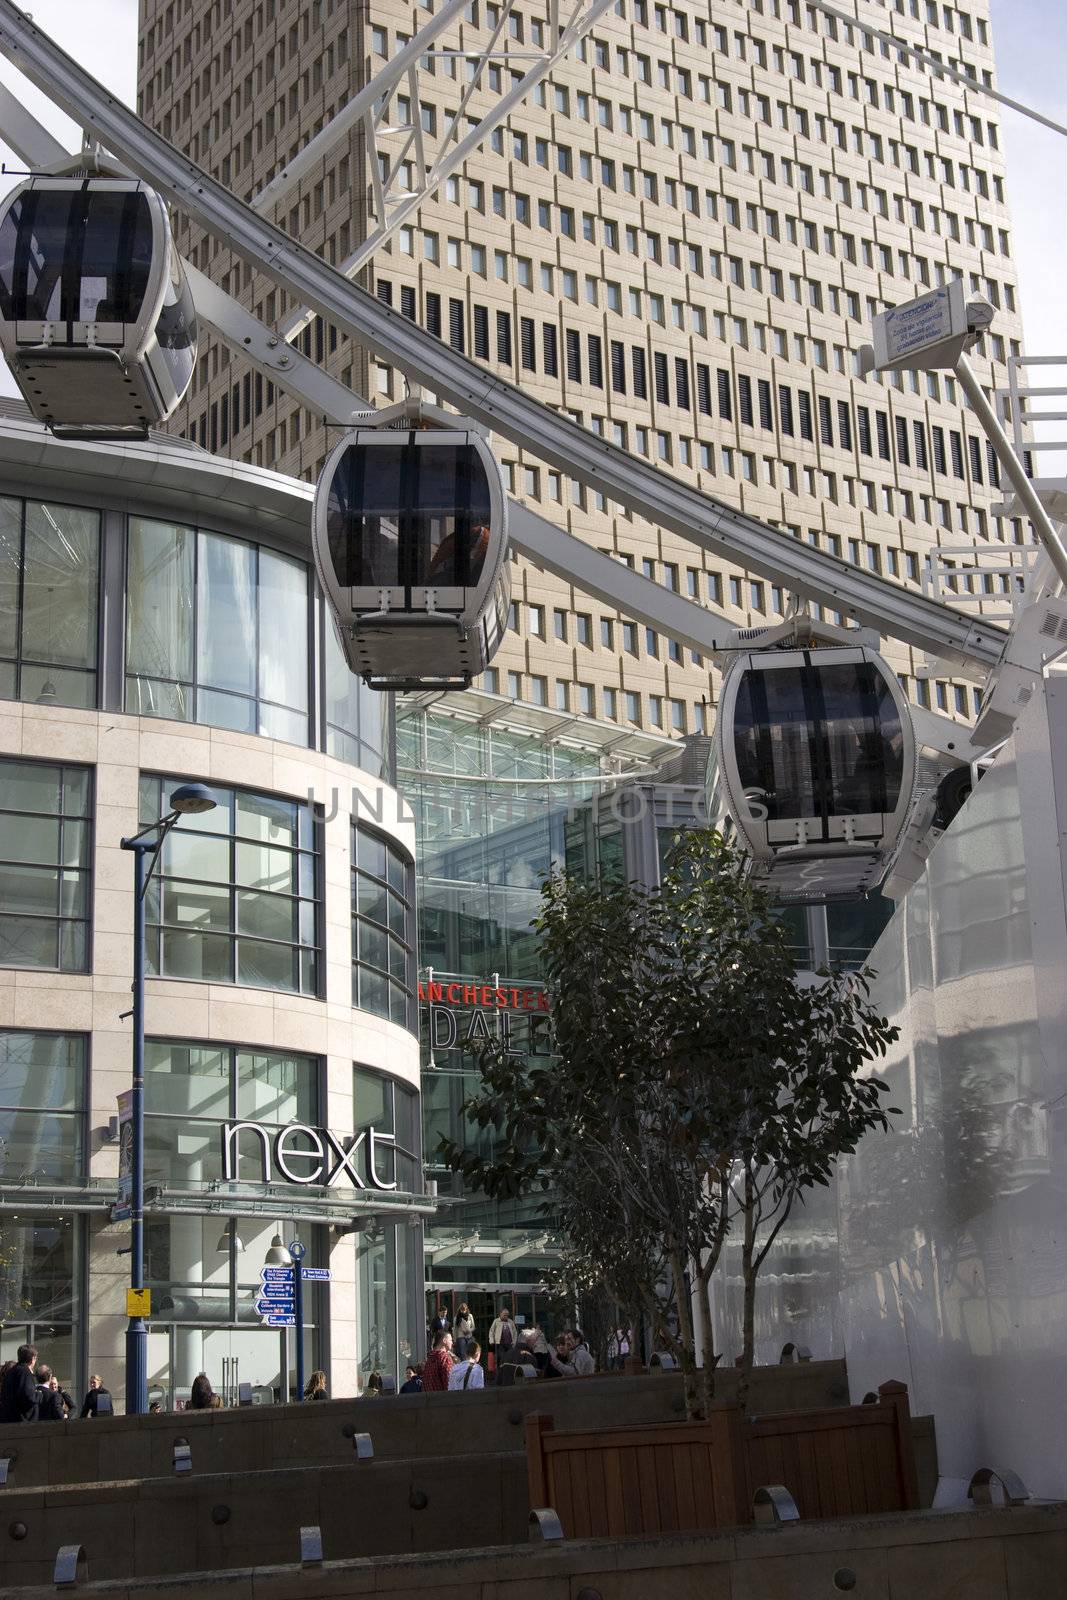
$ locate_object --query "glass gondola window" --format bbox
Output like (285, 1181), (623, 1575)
(0, 497), (100, 709)
(326, 442), (492, 590)
(351, 824), (416, 1032)
(0, 186), (153, 326)
(733, 661), (904, 822)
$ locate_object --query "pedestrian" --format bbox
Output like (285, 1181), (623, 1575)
(429, 1304), (452, 1341)
(488, 1304), (517, 1382)
(34, 1365), (67, 1421)
(544, 1333), (571, 1378)
(421, 1331), (454, 1392)
(148, 1401), (163, 1413)
(187, 1372), (218, 1410)
(80, 1374), (112, 1418)
(0, 1344), (38, 1424)
(399, 1363), (423, 1395)
(549, 1330), (596, 1378)
(523, 1325), (551, 1375)
(447, 1340), (485, 1391)
(364, 1371), (385, 1397)
(304, 1369), (328, 1401)
(454, 1302), (475, 1359)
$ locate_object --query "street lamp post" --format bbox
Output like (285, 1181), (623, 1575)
(121, 782), (217, 1416)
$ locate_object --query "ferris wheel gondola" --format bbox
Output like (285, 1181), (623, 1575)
(708, 619), (918, 903)
(0, 170), (197, 436)
(312, 399), (510, 692)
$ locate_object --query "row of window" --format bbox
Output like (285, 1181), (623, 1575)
(373, 278), (1001, 496)
(0, 495), (382, 773)
(0, 759), (417, 1034)
(483, 666), (982, 730)
(0, 1028), (420, 1193)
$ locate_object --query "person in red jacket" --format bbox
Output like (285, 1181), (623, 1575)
(421, 1331), (454, 1392)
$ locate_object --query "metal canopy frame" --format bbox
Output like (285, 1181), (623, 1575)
(0, 0), (1008, 680)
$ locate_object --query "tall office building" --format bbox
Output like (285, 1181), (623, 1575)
(137, 0), (1025, 735)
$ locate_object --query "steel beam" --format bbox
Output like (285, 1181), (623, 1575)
(0, 2), (1005, 671)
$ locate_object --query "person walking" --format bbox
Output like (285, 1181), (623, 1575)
(80, 1374), (112, 1418)
(429, 1304), (452, 1340)
(34, 1366), (67, 1421)
(187, 1373), (218, 1409)
(454, 1302), (475, 1360)
(421, 1331), (454, 1392)
(488, 1305), (516, 1382)
(447, 1340), (485, 1391)
(304, 1370), (328, 1401)
(0, 1344), (38, 1424)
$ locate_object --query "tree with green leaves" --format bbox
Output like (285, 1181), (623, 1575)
(442, 827), (900, 1417)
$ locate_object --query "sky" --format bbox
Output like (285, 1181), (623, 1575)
(0, 0), (1063, 427)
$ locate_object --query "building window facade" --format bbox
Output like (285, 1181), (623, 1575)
(351, 825), (416, 1031)
(0, 497), (100, 709)
(0, 1029), (86, 1184)
(0, 759), (92, 971)
(126, 517), (311, 744)
(354, 1065), (421, 1192)
(144, 1039), (318, 1191)
(0, 1213), (79, 1376)
(140, 776), (321, 994)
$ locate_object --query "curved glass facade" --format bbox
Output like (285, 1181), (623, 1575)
(0, 491), (388, 778)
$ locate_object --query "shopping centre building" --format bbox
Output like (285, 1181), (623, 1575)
(0, 398), (699, 1402)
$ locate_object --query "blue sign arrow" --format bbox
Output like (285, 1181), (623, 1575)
(260, 1266), (293, 1281)
(258, 1282), (296, 1299)
(262, 1312), (296, 1327)
(300, 1267), (331, 1281)
(255, 1297), (294, 1316)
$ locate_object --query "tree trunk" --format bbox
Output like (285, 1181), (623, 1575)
(697, 1264), (719, 1414)
(737, 1167), (757, 1412)
(668, 1248), (702, 1420)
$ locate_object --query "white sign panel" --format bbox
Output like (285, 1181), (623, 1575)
(872, 281), (967, 372)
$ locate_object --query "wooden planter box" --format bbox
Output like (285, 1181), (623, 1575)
(526, 1379), (920, 1540)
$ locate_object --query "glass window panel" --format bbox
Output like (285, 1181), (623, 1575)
(21, 664), (94, 708)
(388, 936), (408, 979)
(258, 549), (309, 712)
(356, 876), (387, 924)
(0, 1029), (83, 1109)
(165, 829), (230, 883)
(0, 864), (59, 915)
(62, 767), (90, 815)
(197, 531), (256, 695)
(0, 757), (61, 813)
(357, 965), (389, 1015)
(144, 1118), (223, 1187)
(163, 880), (231, 931)
(159, 928), (233, 981)
(236, 840), (296, 892)
(0, 813), (58, 862)
(236, 791), (298, 847)
(124, 675), (191, 722)
(0, 498), (21, 658)
(237, 888), (296, 943)
(386, 850), (407, 893)
(58, 872), (87, 917)
(359, 920), (390, 972)
(237, 937), (297, 990)
(61, 820), (88, 868)
(0, 1110), (82, 1181)
(236, 1049), (316, 1123)
(356, 832), (388, 881)
(126, 518), (195, 681)
(58, 922), (86, 970)
(196, 688), (256, 733)
(145, 1041), (230, 1118)
(388, 984), (408, 1029)
(21, 504), (99, 669)
(386, 890), (406, 936)
(259, 703), (308, 746)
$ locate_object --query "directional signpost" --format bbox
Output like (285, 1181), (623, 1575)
(256, 1246), (331, 1396)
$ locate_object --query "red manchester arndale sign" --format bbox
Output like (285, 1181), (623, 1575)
(417, 980), (550, 1012)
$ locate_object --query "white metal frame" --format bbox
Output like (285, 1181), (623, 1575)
(0, 0), (1006, 677)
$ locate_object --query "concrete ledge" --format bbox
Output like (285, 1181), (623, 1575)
(0, 1361), (849, 1490)
(0, 1500), (1062, 1599)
